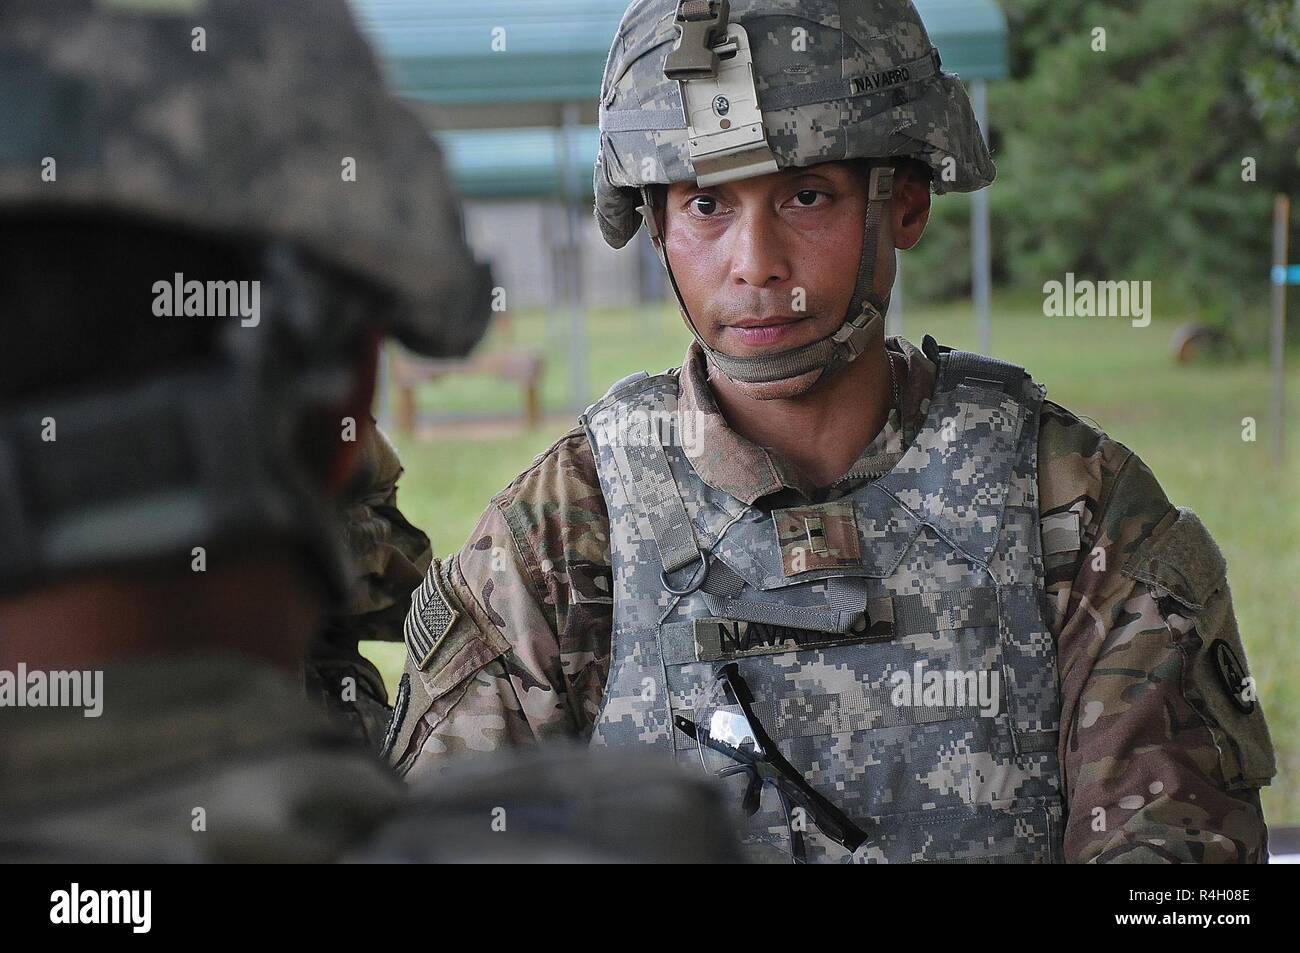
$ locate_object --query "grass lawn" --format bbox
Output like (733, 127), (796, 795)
(363, 294), (1300, 824)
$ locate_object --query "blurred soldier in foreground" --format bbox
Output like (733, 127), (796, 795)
(0, 0), (736, 863)
(392, 0), (1276, 862)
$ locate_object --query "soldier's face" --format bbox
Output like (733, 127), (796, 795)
(661, 161), (870, 360)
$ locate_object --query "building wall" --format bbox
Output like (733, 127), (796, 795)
(462, 198), (665, 311)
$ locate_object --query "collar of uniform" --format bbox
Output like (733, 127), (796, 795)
(678, 336), (938, 505)
(889, 334), (938, 449)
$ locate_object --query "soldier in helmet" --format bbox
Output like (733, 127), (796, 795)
(0, 0), (736, 863)
(390, 0), (1276, 863)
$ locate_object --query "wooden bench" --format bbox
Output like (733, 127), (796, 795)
(389, 349), (545, 434)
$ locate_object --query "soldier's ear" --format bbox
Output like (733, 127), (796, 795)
(891, 165), (931, 251)
(321, 327), (380, 496)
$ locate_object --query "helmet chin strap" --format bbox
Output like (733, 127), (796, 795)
(637, 164), (895, 385)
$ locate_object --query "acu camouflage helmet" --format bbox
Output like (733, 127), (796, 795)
(0, 0), (492, 358)
(593, 0), (994, 385)
(0, 0), (490, 595)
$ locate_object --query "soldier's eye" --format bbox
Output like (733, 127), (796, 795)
(688, 195), (720, 216)
(792, 189), (828, 208)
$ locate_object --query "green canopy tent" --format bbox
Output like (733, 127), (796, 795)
(353, 0), (1008, 409)
(355, 0), (1006, 115)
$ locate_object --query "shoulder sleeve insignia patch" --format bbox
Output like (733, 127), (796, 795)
(1210, 638), (1255, 715)
(404, 559), (462, 672)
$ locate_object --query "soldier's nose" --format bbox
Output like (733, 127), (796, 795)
(728, 219), (792, 289)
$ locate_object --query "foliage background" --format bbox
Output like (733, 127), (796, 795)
(907, 0), (1300, 337)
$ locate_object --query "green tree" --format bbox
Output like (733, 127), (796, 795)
(908, 0), (1299, 329)
(1244, 0), (1300, 158)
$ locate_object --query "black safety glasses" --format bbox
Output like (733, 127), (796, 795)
(673, 661), (869, 861)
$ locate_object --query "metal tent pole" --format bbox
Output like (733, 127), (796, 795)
(971, 78), (992, 355)
(559, 102), (589, 411)
(1271, 194), (1290, 462)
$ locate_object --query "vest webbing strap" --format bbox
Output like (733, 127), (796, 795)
(622, 440), (701, 576)
(700, 559), (747, 597)
(892, 586), (999, 636)
(1014, 731), (1060, 754)
(701, 593), (860, 634)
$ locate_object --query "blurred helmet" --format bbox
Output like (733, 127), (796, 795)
(0, 0), (492, 357)
(0, 0), (492, 595)
(593, 0), (993, 384)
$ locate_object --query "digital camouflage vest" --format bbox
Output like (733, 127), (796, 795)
(581, 346), (1065, 863)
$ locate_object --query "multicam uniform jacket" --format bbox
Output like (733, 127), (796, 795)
(388, 337), (1276, 863)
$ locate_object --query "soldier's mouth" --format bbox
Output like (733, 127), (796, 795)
(728, 316), (807, 346)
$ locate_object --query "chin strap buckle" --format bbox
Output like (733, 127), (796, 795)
(835, 162), (896, 361)
(830, 301), (883, 363)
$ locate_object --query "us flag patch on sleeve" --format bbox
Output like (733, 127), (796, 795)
(404, 558), (461, 672)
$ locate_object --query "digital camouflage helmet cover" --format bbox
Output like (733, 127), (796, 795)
(0, 0), (492, 593)
(593, 0), (994, 384)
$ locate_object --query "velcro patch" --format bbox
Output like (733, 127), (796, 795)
(772, 501), (861, 576)
(1121, 507), (1226, 611)
(1040, 510), (1081, 556)
(568, 560), (613, 603)
(1211, 638), (1255, 714)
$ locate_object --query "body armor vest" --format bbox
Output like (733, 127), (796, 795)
(580, 347), (1064, 863)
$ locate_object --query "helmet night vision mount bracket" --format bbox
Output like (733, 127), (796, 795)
(665, 0), (778, 188)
